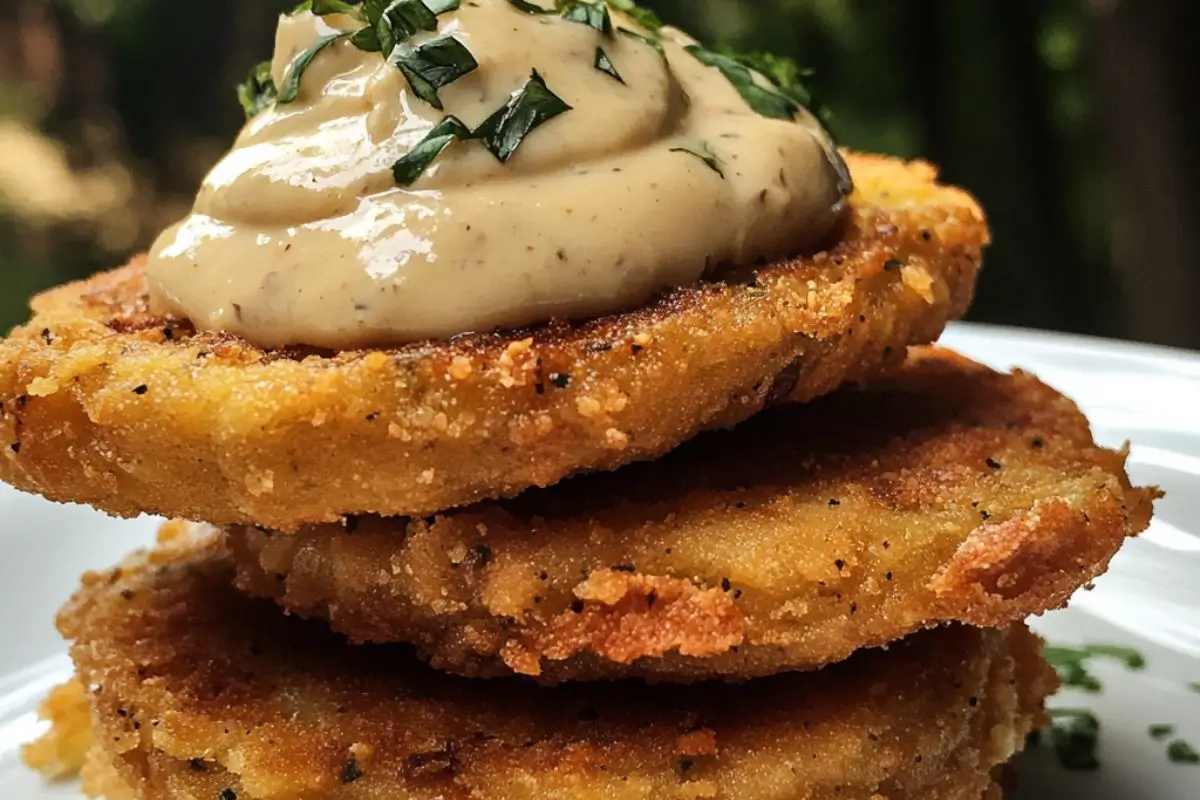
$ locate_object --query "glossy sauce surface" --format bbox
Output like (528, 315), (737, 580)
(147, 1), (850, 348)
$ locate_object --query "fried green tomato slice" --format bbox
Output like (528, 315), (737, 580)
(53, 530), (1053, 800)
(0, 153), (985, 530)
(223, 348), (1158, 683)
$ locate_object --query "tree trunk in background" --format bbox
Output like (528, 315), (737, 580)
(1088, 0), (1200, 348)
(904, 1), (1102, 335)
(992, 0), (1096, 334)
(900, 0), (949, 161)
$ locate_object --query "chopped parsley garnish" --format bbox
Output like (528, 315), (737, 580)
(237, 61), (277, 119)
(685, 45), (806, 120)
(1075, 644), (1147, 669)
(341, 756), (364, 783)
(278, 32), (351, 104)
(1149, 724), (1176, 741)
(1032, 641), (1159, 771)
(618, 27), (664, 55)
(1168, 740), (1200, 765)
(594, 46), (623, 83)
(473, 70), (572, 163)
(392, 116), (472, 186)
(669, 142), (724, 178)
(300, 0), (360, 14)
(274, 0), (466, 108)
(392, 69), (571, 184)
(504, 0), (555, 13)
(716, 49), (813, 108)
(375, 0), (440, 56)
(1045, 709), (1101, 772)
(505, 0), (622, 37)
(1042, 643), (1146, 693)
(391, 36), (478, 110)
(1189, 682), (1200, 694)
(561, 1), (614, 36)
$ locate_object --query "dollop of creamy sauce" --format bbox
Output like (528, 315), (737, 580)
(147, 0), (851, 349)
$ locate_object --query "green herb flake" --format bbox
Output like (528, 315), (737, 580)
(607, 0), (663, 32)
(1045, 708), (1101, 772)
(1168, 740), (1200, 765)
(278, 32), (351, 104)
(342, 757), (364, 783)
(392, 35), (478, 110)
(474, 70), (572, 163)
(237, 61), (278, 119)
(377, 0), (439, 57)
(1080, 643), (1147, 670)
(685, 45), (801, 120)
(1188, 682), (1200, 694)
(1043, 643), (1147, 693)
(716, 48), (812, 107)
(1149, 724), (1176, 741)
(351, 25), (383, 52)
(617, 27), (663, 55)
(594, 46), (623, 83)
(504, 0), (555, 13)
(669, 142), (724, 178)
(360, 0), (388, 25)
(392, 116), (472, 186)
(561, 1), (613, 36)
(1045, 656), (1103, 693)
(310, 0), (361, 15)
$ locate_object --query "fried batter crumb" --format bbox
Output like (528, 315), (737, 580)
(225, 349), (1158, 683)
(50, 532), (1054, 800)
(21, 679), (92, 781)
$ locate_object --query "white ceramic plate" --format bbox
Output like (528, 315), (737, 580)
(1, 322), (1198, 798)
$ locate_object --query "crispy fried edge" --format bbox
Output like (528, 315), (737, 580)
(224, 349), (1159, 683)
(54, 535), (1051, 800)
(0, 153), (986, 528)
(20, 679), (93, 781)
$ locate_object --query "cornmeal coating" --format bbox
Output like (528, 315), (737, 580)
(0, 154), (985, 529)
(52, 532), (1052, 800)
(226, 348), (1157, 682)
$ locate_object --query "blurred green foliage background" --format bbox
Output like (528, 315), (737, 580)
(1, 0), (1198, 345)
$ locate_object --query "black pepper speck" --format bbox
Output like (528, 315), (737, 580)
(342, 757), (364, 784)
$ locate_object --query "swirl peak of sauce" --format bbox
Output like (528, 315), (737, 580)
(147, 0), (851, 349)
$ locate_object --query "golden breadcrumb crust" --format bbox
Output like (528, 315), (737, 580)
(225, 348), (1158, 683)
(20, 679), (93, 781)
(0, 153), (986, 529)
(51, 532), (1052, 800)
